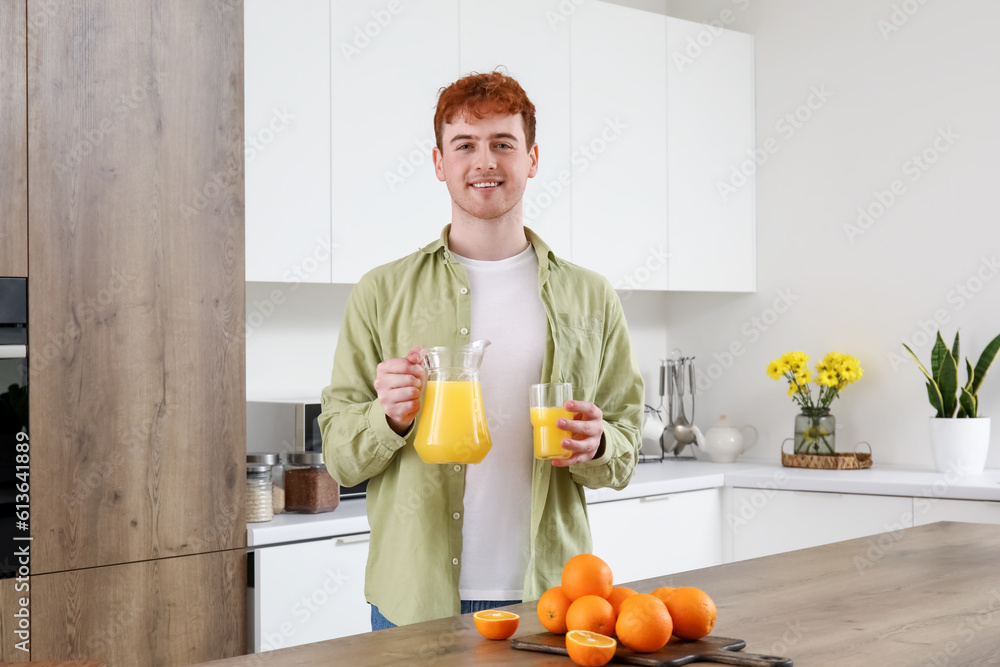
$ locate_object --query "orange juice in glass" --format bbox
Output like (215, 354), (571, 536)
(530, 383), (574, 460)
(413, 379), (492, 464)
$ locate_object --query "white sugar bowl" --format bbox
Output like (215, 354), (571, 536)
(702, 415), (758, 463)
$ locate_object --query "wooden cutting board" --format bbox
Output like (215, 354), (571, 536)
(510, 632), (793, 666)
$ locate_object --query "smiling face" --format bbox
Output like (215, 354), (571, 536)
(432, 113), (539, 224)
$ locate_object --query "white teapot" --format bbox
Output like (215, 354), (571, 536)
(702, 415), (758, 463)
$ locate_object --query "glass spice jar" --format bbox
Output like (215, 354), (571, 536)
(246, 460), (275, 523)
(284, 452), (340, 514)
(271, 455), (286, 514)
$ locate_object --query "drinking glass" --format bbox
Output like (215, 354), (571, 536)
(530, 383), (574, 460)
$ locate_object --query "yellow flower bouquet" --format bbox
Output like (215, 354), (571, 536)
(767, 351), (863, 454)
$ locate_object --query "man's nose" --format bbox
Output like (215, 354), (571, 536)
(473, 145), (497, 170)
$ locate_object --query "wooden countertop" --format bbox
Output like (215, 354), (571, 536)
(200, 521), (1000, 666)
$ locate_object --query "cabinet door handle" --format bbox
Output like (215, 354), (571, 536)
(334, 533), (371, 546)
(639, 494), (673, 503)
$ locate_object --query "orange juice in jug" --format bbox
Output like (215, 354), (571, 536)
(412, 340), (493, 465)
(413, 380), (491, 464)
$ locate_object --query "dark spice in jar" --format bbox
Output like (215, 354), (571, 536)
(284, 465), (340, 513)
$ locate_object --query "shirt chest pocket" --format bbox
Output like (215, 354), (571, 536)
(551, 313), (603, 402)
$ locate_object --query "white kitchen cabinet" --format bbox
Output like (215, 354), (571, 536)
(459, 0), (573, 259)
(730, 489), (912, 561)
(570, 2), (670, 290)
(245, 0), (333, 283)
(330, 0), (459, 284)
(251, 532), (371, 652)
(588, 488), (723, 586)
(666, 18), (755, 292)
(913, 497), (1000, 526)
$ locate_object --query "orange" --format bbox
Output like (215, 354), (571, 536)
(651, 586), (676, 607)
(565, 630), (617, 667)
(665, 587), (717, 640)
(537, 586), (573, 634)
(472, 609), (519, 640)
(615, 593), (673, 653)
(562, 554), (614, 601)
(565, 595), (615, 635)
(606, 586), (638, 618)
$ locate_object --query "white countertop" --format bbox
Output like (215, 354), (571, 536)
(248, 459), (1000, 548)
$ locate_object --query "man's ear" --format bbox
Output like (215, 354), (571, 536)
(527, 143), (539, 179)
(432, 146), (446, 182)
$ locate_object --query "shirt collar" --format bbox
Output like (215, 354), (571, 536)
(421, 224), (556, 279)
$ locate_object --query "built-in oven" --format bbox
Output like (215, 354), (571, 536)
(0, 278), (28, 579)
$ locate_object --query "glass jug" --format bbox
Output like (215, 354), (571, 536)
(412, 340), (493, 464)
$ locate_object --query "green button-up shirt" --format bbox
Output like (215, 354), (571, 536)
(319, 225), (644, 626)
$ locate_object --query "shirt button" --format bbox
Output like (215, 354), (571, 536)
(452, 557), (459, 566)
(460, 327), (469, 335)
(453, 464), (462, 473)
(452, 512), (460, 520)
(460, 287), (468, 295)
(444, 251), (450, 259)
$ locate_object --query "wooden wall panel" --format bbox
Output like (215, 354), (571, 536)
(0, 0), (29, 277)
(0, 577), (30, 660)
(31, 548), (245, 665)
(27, 0), (246, 573)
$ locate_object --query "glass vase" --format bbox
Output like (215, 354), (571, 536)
(794, 407), (836, 455)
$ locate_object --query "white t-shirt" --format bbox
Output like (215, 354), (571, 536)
(453, 244), (547, 600)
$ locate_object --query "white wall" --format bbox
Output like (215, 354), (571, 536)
(661, 0), (1000, 468)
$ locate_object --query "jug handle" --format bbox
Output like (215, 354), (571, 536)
(741, 425), (758, 452)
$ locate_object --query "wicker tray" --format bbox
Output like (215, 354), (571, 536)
(781, 440), (873, 470)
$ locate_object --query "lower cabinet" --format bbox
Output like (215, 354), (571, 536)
(730, 489), (913, 561)
(251, 532), (371, 652)
(588, 489), (723, 586)
(913, 497), (1000, 526)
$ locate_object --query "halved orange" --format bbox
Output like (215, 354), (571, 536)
(566, 630), (617, 666)
(472, 610), (519, 640)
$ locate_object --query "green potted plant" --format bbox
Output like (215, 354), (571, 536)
(902, 331), (1000, 473)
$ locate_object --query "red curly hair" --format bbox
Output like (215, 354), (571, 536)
(434, 71), (536, 152)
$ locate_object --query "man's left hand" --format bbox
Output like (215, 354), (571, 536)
(550, 400), (604, 467)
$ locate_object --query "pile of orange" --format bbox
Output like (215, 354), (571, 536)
(535, 554), (718, 666)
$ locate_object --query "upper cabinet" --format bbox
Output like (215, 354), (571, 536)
(570, 2), (670, 290)
(245, 0), (333, 283)
(0, 0), (28, 278)
(666, 18), (756, 292)
(245, 1), (755, 292)
(329, 0), (458, 284)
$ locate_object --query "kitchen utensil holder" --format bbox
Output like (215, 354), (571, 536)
(781, 440), (873, 470)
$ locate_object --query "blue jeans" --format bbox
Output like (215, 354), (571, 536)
(370, 599), (521, 631)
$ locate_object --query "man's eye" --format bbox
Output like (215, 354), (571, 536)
(457, 144), (471, 150)
(496, 143), (512, 150)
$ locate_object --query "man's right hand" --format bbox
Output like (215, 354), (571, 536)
(374, 344), (425, 435)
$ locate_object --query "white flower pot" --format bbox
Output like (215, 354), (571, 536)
(928, 417), (991, 474)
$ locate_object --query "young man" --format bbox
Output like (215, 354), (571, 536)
(319, 71), (643, 629)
